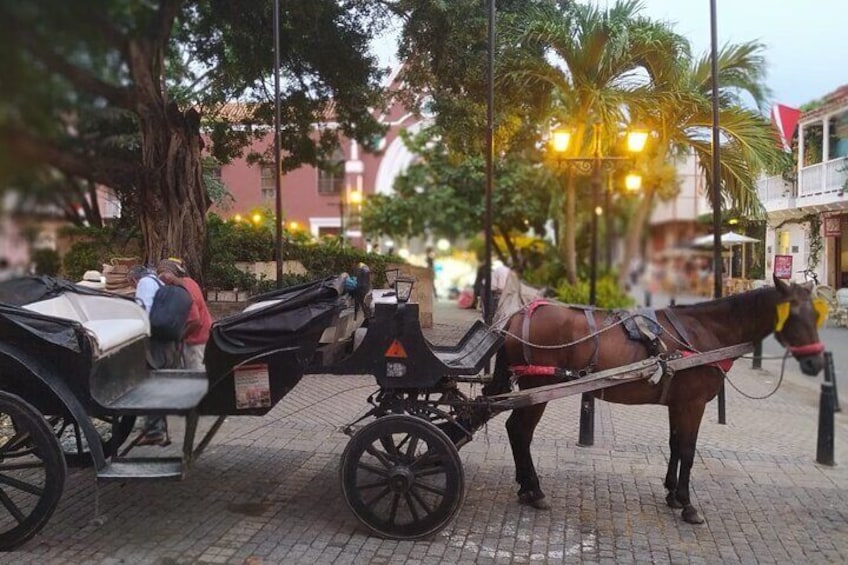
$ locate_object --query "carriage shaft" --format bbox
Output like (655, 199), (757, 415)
(488, 343), (754, 411)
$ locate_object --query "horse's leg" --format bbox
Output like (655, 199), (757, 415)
(669, 400), (707, 524)
(506, 403), (551, 510)
(664, 407), (683, 509)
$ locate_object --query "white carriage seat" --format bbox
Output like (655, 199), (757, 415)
(22, 293), (149, 357)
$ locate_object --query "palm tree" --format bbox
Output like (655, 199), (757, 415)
(501, 0), (686, 283)
(621, 40), (790, 285)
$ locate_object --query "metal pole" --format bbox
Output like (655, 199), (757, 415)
(578, 124), (601, 447)
(605, 175), (613, 270)
(340, 198), (345, 247)
(273, 0), (284, 289)
(709, 0), (726, 424)
(752, 340), (762, 370)
(483, 0), (495, 324)
(816, 351), (836, 466)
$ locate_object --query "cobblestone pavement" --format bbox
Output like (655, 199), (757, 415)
(8, 300), (848, 564)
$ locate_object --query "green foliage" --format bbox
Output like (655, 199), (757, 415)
(32, 249), (61, 277)
(554, 276), (634, 309)
(61, 225), (142, 281)
(204, 213), (397, 292)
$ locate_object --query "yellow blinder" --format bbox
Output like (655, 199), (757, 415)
(813, 298), (829, 328)
(775, 302), (790, 332)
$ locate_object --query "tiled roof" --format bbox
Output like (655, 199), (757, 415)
(800, 84), (848, 121)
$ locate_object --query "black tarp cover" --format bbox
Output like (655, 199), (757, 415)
(209, 276), (346, 356)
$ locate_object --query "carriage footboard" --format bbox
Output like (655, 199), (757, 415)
(429, 320), (504, 376)
(93, 369), (208, 415)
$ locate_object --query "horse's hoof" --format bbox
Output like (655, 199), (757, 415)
(665, 492), (683, 509)
(681, 505), (704, 524)
(518, 492), (551, 510)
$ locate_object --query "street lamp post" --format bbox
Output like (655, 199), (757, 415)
(552, 122), (648, 446)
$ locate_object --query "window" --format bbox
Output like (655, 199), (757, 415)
(260, 165), (276, 201)
(318, 148), (345, 195)
(802, 122), (824, 166)
(828, 110), (848, 160)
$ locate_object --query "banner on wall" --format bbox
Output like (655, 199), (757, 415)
(823, 214), (842, 237)
(773, 254), (793, 279)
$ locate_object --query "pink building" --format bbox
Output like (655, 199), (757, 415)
(216, 70), (425, 248)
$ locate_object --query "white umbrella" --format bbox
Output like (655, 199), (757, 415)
(691, 231), (760, 279)
(691, 231), (760, 248)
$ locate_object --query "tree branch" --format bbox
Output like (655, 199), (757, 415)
(2, 128), (135, 190)
(12, 27), (135, 109)
(155, 0), (183, 46)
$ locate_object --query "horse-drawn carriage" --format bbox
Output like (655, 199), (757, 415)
(0, 272), (826, 549)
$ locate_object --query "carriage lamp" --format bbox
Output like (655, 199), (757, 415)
(625, 173), (642, 192)
(385, 268), (400, 289)
(394, 276), (415, 303)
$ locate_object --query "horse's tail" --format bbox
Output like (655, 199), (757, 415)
(482, 346), (512, 397)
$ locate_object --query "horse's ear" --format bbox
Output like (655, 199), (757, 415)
(774, 274), (791, 295)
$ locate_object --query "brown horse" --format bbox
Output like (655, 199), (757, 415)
(483, 276), (825, 524)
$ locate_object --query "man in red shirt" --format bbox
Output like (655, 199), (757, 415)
(156, 259), (212, 370)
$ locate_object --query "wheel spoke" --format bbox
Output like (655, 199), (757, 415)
(363, 486), (391, 510)
(356, 461), (389, 477)
(356, 478), (390, 490)
(0, 473), (44, 496)
(405, 435), (419, 459)
(0, 430), (32, 457)
(412, 479), (446, 497)
(379, 435), (401, 461)
(389, 493), (400, 526)
(364, 444), (395, 467)
(415, 465), (447, 478)
(404, 492), (421, 523)
(410, 486), (435, 514)
(0, 462), (45, 472)
(411, 451), (440, 471)
(0, 488), (26, 524)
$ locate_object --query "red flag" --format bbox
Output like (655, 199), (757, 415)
(770, 104), (801, 152)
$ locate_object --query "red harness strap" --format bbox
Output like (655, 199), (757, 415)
(788, 342), (825, 356)
(511, 365), (556, 377)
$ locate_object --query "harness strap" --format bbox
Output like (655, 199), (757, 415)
(664, 308), (692, 348)
(521, 299), (549, 365)
(788, 342), (825, 356)
(584, 309), (599, 370)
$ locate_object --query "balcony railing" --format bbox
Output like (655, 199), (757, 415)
(798, 157), (848, 198)
(756, 175), (792, 202)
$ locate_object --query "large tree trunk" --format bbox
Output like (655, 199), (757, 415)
(137, 103), (208, 283)
(130, 36), (209, 284)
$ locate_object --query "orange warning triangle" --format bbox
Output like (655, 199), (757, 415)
(385, 339), (408, 359)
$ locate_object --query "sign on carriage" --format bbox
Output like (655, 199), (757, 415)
(234, 364), (271, 409)
(773, 254), (793, 279)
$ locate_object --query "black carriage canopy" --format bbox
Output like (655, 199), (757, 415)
(0, 276), (119, 353)
(209, 276), (348, 355)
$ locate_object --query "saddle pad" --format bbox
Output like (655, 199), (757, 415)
(622, 308), (663, 342)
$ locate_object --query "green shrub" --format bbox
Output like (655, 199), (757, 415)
(554, 276), (634, 309)
(32, 249), (61, 277)
(61, 226), (142, 280)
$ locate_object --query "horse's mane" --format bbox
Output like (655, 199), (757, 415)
(665, 286), (776, 313)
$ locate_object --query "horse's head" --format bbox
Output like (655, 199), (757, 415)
(773, 274), (826, 376)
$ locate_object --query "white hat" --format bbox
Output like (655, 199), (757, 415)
(77, 270), (105, 288)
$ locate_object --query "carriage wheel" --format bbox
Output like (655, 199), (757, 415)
(0, 391), (66, 551)
(48, 414), (136, 467)
(340, 415), (464, 540)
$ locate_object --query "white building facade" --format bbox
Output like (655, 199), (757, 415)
(757, 85), (848, 286)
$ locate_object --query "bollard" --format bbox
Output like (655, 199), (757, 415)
(831, 358), (841, 413)
(816, 351), (836, 466)
(669, 297), (676, 306)
(644, 291), (651, 307)
(577, 394), (595, 447)
(752, 340), (762, 370)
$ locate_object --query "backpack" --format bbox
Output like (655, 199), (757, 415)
(147, 277), (194, 341)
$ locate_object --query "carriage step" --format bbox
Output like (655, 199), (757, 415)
(97, 457), (184, 481)
(101, 371), (208, 415)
